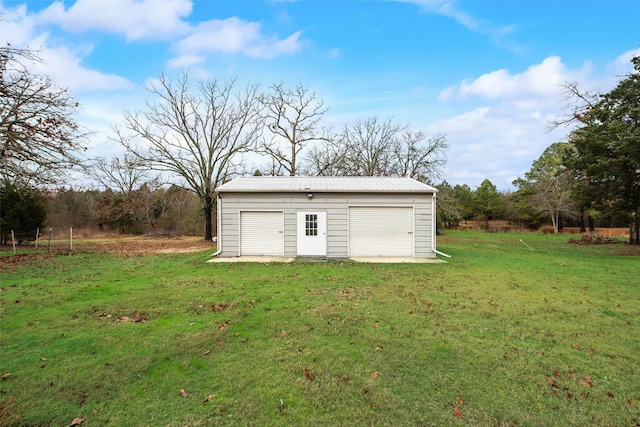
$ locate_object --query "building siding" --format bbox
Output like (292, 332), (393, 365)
(218, 192), (435, 258)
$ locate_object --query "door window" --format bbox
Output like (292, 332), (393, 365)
(305, 214), (318, 236)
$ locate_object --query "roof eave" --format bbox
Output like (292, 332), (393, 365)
(216, 188), (438, 194)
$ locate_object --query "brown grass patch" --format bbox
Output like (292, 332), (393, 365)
(561, 227), (629, 237)
(1, 236), (215, 269)
(54, 235), (213, 255)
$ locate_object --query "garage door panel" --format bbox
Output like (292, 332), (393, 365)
(240, 211), (283, 256)
(349, 207), (413, 257)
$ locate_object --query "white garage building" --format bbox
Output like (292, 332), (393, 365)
(214, 176), (439, 259)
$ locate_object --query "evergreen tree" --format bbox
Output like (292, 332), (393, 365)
(452, 184), (475, 222)
(474, 179), (500, 226)
(566, 56), (640, 244)
(0, 180), (47, 244)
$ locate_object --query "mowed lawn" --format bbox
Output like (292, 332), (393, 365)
(1, 232), (639, 426)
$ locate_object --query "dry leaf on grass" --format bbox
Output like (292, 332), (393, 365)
(68, 416), (86, 426)
(454, 406), (462, 418)
(304, 368), (315, 381)
(580, 375), (593, 388)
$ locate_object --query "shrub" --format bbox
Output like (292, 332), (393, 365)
(568, 234), (625, 245)
(0, 181), (47, 244)
(539, 225), (555, 235)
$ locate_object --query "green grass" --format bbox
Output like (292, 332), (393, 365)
(1, 231), (639, 426)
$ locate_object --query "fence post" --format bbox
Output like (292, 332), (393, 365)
(11, 230), (16, 254)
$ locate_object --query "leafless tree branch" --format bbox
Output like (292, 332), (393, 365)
(115, 72), (264, 240)
(1, 44), (87, 185)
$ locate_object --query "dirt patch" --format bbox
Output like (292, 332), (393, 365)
(1, 236), (215, 270)
(83, 236), (214, 255)
(0, 253), (52, 273)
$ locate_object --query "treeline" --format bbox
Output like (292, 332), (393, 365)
(1, 183), (203, 244)
(2, 43), (639, 244)
(2, 171), (629, 246)
(435, 178), (628, 233)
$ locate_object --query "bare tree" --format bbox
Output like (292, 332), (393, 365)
(254, 158), (288, 177)
(159, 185), (201, 236)
(314, 116), (448, 182)
(341, 116), (402, 176)
(1, 45), (86, 185)
(520, 142), (578, 233)
(532, 171), (576, 234)
(45, 186), (99, 231)
(137, 179), (167, 230)
(116, 72), (263, 240)
(302, 139), (348, 176)
(435, 181), (461, 229)
(86, 153), (151, 195)
(549, 81), (599, 129)
(391, 131), (448, 182)
(260, 82), (330, 176)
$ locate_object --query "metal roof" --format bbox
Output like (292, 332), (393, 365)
(215, 176), (438, 193)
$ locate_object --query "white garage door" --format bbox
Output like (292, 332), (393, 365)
(240, 211), (284, 256)
(349, 207), (414, 257)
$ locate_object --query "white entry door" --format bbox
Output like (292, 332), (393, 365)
(296, 211), (327, 256)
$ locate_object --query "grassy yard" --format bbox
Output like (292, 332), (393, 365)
(1, 231), (639, 426)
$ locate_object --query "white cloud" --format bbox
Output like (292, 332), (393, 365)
(444, 56), (581, 101)
(1, 1), (141, 164)
(1, 3), (134, 94)
(607, 47), (640, 76)
(429, 105), (564, 189)
(432, 51), (640, 189)
(35, 0), (192, 41)
(1, 3), (39, 47)
(395, 0), (521, 51)
(166, 53), (206, 69)
(169, 17), (302, 67)
(428, 57), (594, 189)
(35, 44), (134, 93)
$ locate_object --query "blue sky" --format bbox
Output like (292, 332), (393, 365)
(2, 0), (639, 190)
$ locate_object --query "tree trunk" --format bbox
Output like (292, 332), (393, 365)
(290, 142), (296, 176)
(630, 209), (639, 245)
(204, 204), (213, 241)
(202, 193), (215, 241)
(551, 212), (559, 234)
(578, 208), (586, 233)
